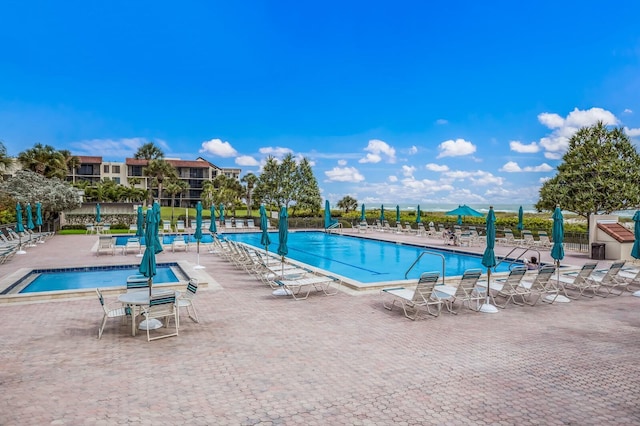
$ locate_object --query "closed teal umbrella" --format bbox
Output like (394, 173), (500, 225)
(517, 206), (524, 231)
(480, 206), (498, 313)
(396, 205), (400, 223)
(136, 206), (144, 237)
(139, 201), (163, 296)
(360, 204), (366, 222)
(416, 205), (421, 224)
(380, 205), (385, 222)
(324, 200), (332, 229)
(631, 210), (640, 260)
(35, 202), (43, 236)
(277, 206), (288, 259)
(551, 206), (565, 263)
(26, 203), (34, 230)
(260, 205), (271, 253)
(194, 201), (204, 269)
(219, 204), (225, 224)
(15, 203), (24, 233)
(95, 203), (101, 223)
(209, 205), (217, 233)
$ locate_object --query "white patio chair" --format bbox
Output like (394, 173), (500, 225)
(490, 266), (529, 308)
(96, 236), (115, 256)
(436, 269), (484, 314)
(123, 237), (142, 255)
(381, 272), (443, 320)
(590, 261), (627, 297)
(551, 263), (598, 299)
(177, 278), (199, 326)
(96, 288), (130, 339)
(141, 292), (179, 341)
(175, 220), (185, 233)
(519, 264), (558, 305)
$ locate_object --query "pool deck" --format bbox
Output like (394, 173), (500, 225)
(1, 230), (639, 424)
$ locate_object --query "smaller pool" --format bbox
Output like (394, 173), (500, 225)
(114, 234), (215, 246)
(8, 264), (181, 294)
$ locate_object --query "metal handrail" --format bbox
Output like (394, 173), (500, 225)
(404, 250), (446, 284)
(325, 222), (343, 234)
(496, 246), (542, 270)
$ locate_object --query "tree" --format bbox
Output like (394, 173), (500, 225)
(240, 172), (259, 217)
(0, 141), (13, 178)
(337, 195), (358, 213)
(144, 159), (178, 205)
(535, 122), (640, 228)
(165, 178), (189, 222)
(17, 143), (69, 179)
(253, 156), (279, 211)
(133, 142), (164, 161)
(294, 158), (322, 215)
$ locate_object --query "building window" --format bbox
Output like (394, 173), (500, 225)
(112, 165), (120, 174)
(103, 165), (110, 173)
(113, 177), (120, 184)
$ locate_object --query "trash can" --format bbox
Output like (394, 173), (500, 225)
(591, 243), (605, 260)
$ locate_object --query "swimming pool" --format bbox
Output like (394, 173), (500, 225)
(114, 234), (214, 246)
(5, 263), (181, 294)
(224, 231), (512, 283)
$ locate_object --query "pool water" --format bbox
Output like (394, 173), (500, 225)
(114, 234), (214, 246)
(19, 265), (179, 293)
(224, 231), (512, 283)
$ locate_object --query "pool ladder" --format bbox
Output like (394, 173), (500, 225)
(325, 222), (343, 234)
(495, 246), (542, 271)
(404, 250), (446, 285)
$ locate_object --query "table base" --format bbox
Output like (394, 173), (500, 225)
(139, 319), (163, 330)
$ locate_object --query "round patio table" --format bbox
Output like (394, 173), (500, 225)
(118, 289), (181, 336)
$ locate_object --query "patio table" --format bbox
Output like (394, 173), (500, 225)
(118, 289), (181, 336)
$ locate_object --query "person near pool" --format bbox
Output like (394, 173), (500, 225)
(524, 256), (539, 270)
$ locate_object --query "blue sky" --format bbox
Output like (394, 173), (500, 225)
(1, 1), (639, 209)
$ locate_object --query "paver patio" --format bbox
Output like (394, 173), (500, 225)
(1, 231), (639, 425)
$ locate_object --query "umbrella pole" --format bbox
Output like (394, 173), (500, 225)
(545, 259), (571, 303)
(479, 269), (498, 313)
(195, 241), (205, 269)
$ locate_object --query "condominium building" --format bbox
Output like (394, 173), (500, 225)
(67, 156), (241, 207)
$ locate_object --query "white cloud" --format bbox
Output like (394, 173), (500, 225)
(199, 138), (238, 157)
(442, 169), (504, 186)
(408, 145), (418, 155)
(338, 159), (347, 166)
(435, 118), (448, 125)
(425, 163), (449, 172)
(258, 146), (293, 158)
(401, 165), (416, 177)
(325, 166), (365, 182)
(359, 139), (396, 163)
(235, 155), (259, 166)
(388, 175), (398, 182)
(71, 137), (168, 158)
(537, 107), (621, 159)
(436, 138), (476, 158)
(509, 140), (539, 153)
(500, 161), (554, 172)
(624, 127), (640, 137)
(624, 109), (633, 114)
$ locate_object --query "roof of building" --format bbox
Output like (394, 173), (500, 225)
(77, 156), (103, 163)
(597, 222), (635, 243)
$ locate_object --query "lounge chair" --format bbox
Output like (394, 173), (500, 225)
(496, 229), (515, 246)
(177, 278), (199, 326)
(535, 231), (551, 248)
(590, 261), (627, 297)
(225, 221), (233, 230)
(358, 221), (368, 234)
(163, 220), (172, 233)
(274, 274), (341, 300)
(381, 272), (443, 320)
(490, 266), (528, 308)
(435, 269), (484, 314)
(235, 219), (245, 230)
(96, 288), (130, 339)
(175, 220), (185, 233)
(123, 237), (142, 255)
(96, 236), (115, 256)
(246, 219), (256, 230)
(141, 292), (179, 341)
(519, 264), (558, 305)
(551, 263), (598, 299)
(521, 230), (536, 247)
(129, 224), (138, 234)
(171, 236), (189, 252)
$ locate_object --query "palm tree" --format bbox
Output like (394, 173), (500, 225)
(17, 143), (66, 178)
(59, 149), (80, 181)
(144, 159), (178, 205)
(0, 141), (13, 178)
(165, 178), (188, 223)
(133, 142), (164, 161)
(337, 195), (358, 213)
(240, 172), (259, 217)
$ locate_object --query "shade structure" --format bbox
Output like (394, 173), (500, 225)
(26, 203), (34, 230)
(324, 200), (332, 229)
(273, 206), (291, 296)
(219, 204), (225, 224)
(380, 205), (385, 221)
(209, 205), (217, 233)
(416, 205), (421, 223)
(95, 203), (101, 223)
(631, 211), (640, 297)
(480, 206), (498, 313)
(260, 205), (271, 252)
(194, 201), (204, 269)
(445, 205), (484, 219)
(360, 204), (366, 222)
(135, 206), (144, 237)
(457, 215), (462, 226)
(517, 206), (524, 231)
(396, 205), (400, 223)
(139, 201), (163, 297)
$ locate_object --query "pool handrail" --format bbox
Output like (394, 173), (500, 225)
(404, 250), (446, 285)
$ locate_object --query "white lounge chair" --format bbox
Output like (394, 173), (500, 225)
(175, 220), (185, 233)
(435, 269), (484, 314)
(590, 261), (626, 297)
(123, 237), (142, 255)
(490, 266), (529, 308)
(381, 272), (443, 320)
(172, 236), (189, 252)
(96, 236), (115, 256)
(519, 264), (558, 305)
(551, 263), (598, 299)
(274, 275), (341, 300)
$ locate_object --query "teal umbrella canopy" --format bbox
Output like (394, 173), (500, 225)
(35, 202), (43, 227)
(360, 204), (366, 222)
(139, 202), (161, 294)
(324, 200), (332, 229)
(194, 201), (203, 241)
(517, 206), (524, 231)
(277, 207), (288, 259)
(153, 202), (163, 250)
(457, 215), (462, 226)
(380, 205), (385, 221)
(632, 211), (640, 259)
(95, 203), (101, 223)
(260, 205), (271, 250)
(15, 203), (25, 233)
(482, 207), (497, 270)
(446, 205), (483, 226)
(219, 204), (225, 223)
(136, 206), (144, 237)
(209, 205), (217, 233)
(550, 206), (565, 262)
(26, 203), (34, 230)
(396, 205), (400, 223)
(416, 205), (421, 223)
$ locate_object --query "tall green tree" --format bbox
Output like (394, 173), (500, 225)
(17, 143), (70, 179)
(240, 172), (259, 217)
(536, 122), (640, 228)
(0, 170), (81, 216)
(337, 195), (358, 213)
(0, 141), (13, 178)
(294, 158), (322, 215)
(133, 142), (164, 161)
(144, 159), (177, 205)
(165, 178), (189, 222)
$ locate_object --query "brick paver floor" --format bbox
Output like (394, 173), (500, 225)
(1, 233), (639, 425)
